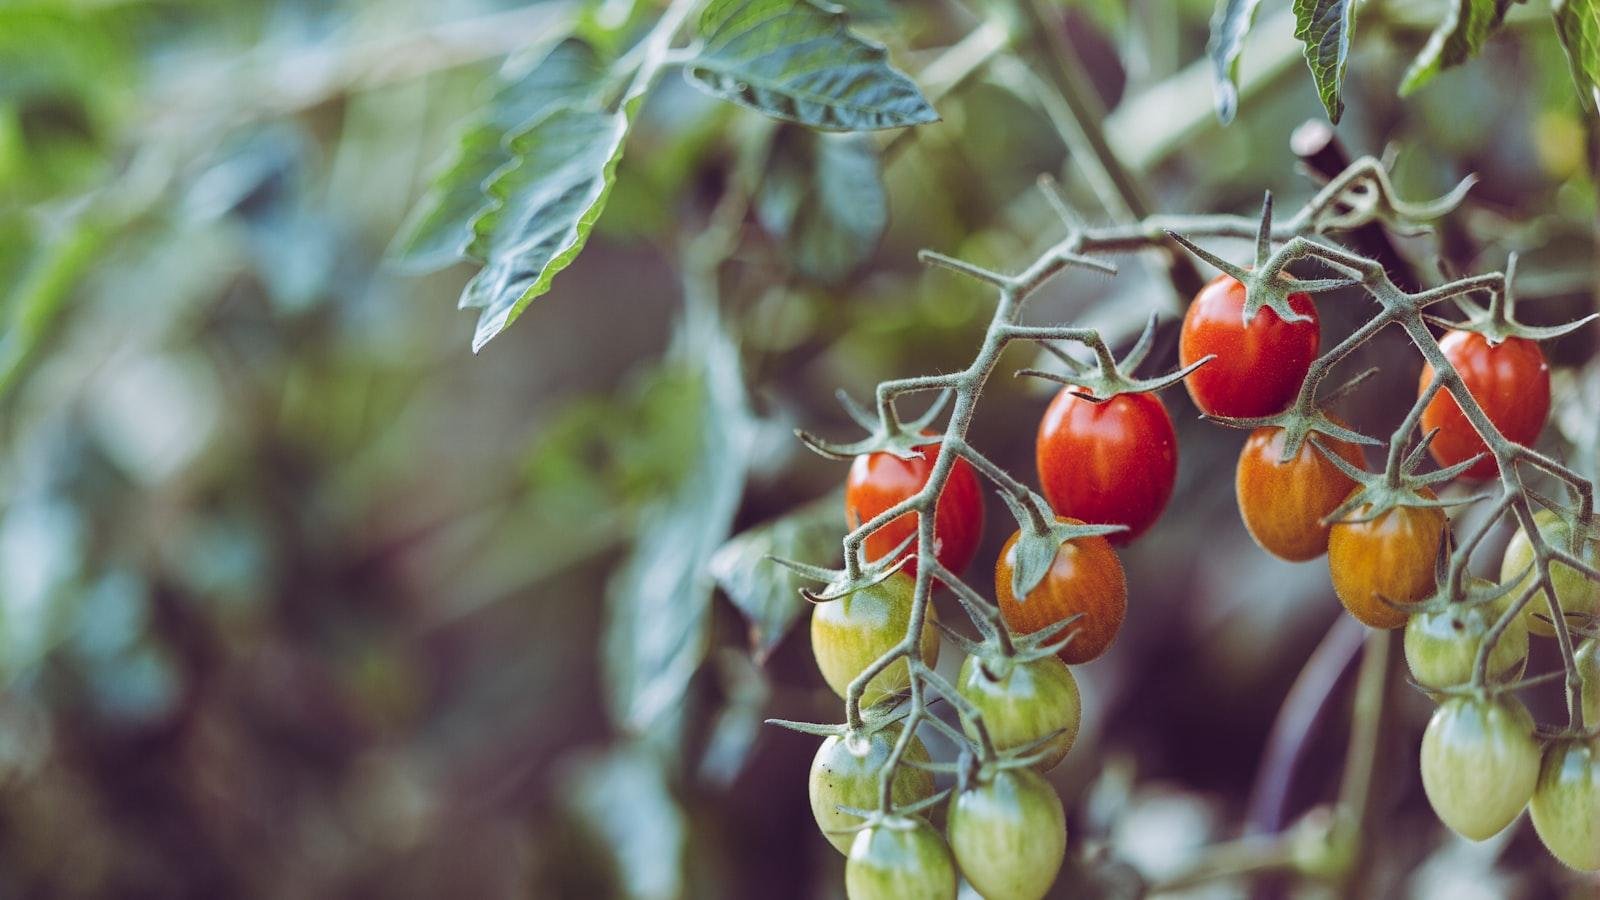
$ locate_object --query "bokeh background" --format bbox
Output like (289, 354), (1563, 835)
(3, 0), (1598, 897)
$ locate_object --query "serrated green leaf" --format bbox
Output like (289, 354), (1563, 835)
(1399, 0), (1514, 96)
(459, 105), (631, 352)
(1292, 0), (1357, 123)
(708, 492), (843, 661)
(1209, 0), (1265, 123)
(603, 308), (755, 734)
(755, 127), (886, 283)
(390, 39), (608, 274)
(1554, 0), (1600, 111)
(684, 0), (938, 131)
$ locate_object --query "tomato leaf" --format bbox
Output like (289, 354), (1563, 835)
(1208, 0), (1266, 124)
(1553, 0), (1600, 112)
(1399, 0), (1514, 96)
(389, 39), (608, 275)
(709, 492), (843, 661)
(684, 0), (938, 131)
(557, 746), (688, 898)
(458, 105), (632, 352)
(755, 127), (887, 284)
(1292, 0), (1357, 123)
(603, 307), (755, 734)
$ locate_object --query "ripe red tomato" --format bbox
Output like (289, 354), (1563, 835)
(1418, 331), (1549, 479)
(1327, 489), (1446, 629)
(1235, 423), (1365, 562)
(846, 437), (984, 575)
(995, 521), (1128, 665)
(1036, 388), (1177, 544)
(1179, 274), (1320, 418)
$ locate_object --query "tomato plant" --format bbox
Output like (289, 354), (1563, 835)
(1498, 509), (1600, 637)
(1418, 332), (1550, 479)
(1035, 388), (1177, 544)
(1327, 491), (1446, 629)
(1235, 424), (1365, 561)
(1419, 695), (1541, 841)
(809, 726), (935, 854)
(846, 438), (984, 575)
(1580, 638), (1600, 728)
(846, 816), (957, 900)
(994, 521), (1128, 665)
(1402, 581), (1528, 690)
(946, 768), (1066, 900)
(810, 572), (940, 706)
(955, 654), (1081, 770)
(1528, 738), (1600, 872)
(1178, 274), (1320, 418)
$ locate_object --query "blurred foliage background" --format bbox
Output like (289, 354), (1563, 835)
(2, 0), (1598, 897)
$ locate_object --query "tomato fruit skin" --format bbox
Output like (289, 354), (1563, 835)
(1035, 388), (1177, 545)
(1327, 490), (1446, 629)
(846, 816), (957, 900)
(1420, 695), (1540, 841)
(956, 654), (1081, 771)
(846, 439), (984, 575)
(809, 726), (936, 854)
(1178, 274), (1320, 418)
(995, 521), (1128, 665)
(810, 572), (940, 706)
(1579, 638), (1600, 728)
(1528, 738), (1600, 871)
(1419, 331), (1550, 479)
(946, 768), (1066, 900)
(1498, 509), (1600, 637)
(1235, 424), (1365, 562)
(1403, 579), (1528, 690)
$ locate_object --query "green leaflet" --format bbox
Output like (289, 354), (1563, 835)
(1292, 0), (1357, 122)
(1400, 0), (1514, 96)
(685, 0), (938, 131)
(1553, 0), (1600, 111)
(1209, 0), (1266, 123)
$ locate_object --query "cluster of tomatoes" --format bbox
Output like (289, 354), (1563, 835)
(805, 273), (1600, 897)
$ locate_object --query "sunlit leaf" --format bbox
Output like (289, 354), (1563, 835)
(459, 105), (631, 352)
(558, 745), (688, 900)
(603, 307), (755, 734)
(1553, 0), (1600, 112)
(390, 38), (609, 274)
(755, 127), (886, 283)
(1209, 0), (1265, 123)
(1292, 0), (1357, 122)
(684, 0), (938, 131)
(1399, 0), (1514, 96)
(708, 491), (842, 660)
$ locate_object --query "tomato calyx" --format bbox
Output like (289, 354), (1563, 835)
(1016, 311), (1211, 402)
(797, 386), (953, 462)
(831, 790), (952, 829)
(1207, 369), (1382, 462)
(995, 487), (1123, 601)
(1316, 433), (1482, 529)
(1423, 252), (1598, 346)
(1167, 191), (1357, 328)
(770, 531), (914, 603)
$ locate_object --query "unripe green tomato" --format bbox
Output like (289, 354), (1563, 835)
(1403, 582), (1528, 690)
(810, 573), (940, 706)
(1420, 695), (1540, 841)
(809, 725), (935, 854)
(946, 768), (1066, 900)
(1528, 737), (1600, 871)
(846, 816), (957, 900)
(956, 654), (1080, 771)
(1499, 509), (1600, 637)
(1579, 638), (1600, 728)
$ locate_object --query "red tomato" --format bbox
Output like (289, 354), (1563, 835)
(846, 438), (984, 575)
(1036, 388), (1177, 544)
(995, 520), (1128, 665)
(1419, 331), (1549, 479)
(1179, 274), (1320, 418)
